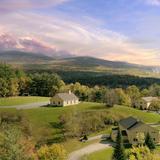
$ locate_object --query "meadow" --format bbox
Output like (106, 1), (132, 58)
(0, 96), (49, 106)
(0, 101), (159, 153)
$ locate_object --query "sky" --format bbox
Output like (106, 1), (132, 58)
(0, 0), (160, 66)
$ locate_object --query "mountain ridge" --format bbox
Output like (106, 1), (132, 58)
(0, 50), (160, 75)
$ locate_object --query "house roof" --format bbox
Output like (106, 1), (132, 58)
(119, 116), (157, 131)
(128, 121), (145, 131)
(56, 92), (79, 101)
(119, 116), (138, 130)
(142, 97), (158, 103)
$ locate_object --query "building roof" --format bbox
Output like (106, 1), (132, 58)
(119, 116), (138, 130)
(128, 121), (145, 131)
(119, 116), (157, 131)
(142, 97), (158, 103)
(56, 92), (79, 101)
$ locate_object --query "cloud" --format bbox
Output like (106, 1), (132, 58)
(0, 33), (72, 58)
(0, 12), (159, 65)
(0, 33), (17, 49)
(0, 0), (69, 12)
(143, 0), (160, 6)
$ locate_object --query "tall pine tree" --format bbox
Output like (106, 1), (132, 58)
(145, 132), (155, 150)
(113, 127), (126, 160)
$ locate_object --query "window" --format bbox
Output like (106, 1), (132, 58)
(133, 138), (137, 142)
(121, 130), (127, 136)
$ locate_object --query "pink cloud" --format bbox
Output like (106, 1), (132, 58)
(0, 32), (72, 58)
(0, 33), (17, 49)
(0, 0), (69, 13)
(19, 37), (55, 54)
(0, 12), (160, 65)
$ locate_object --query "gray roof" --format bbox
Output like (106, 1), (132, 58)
(142, 97), (158, 102)
(128, 121), (144, 131)
(119, 117), (138, 130)
(56, 92), (79, 101)
(119, 116), (158, 131)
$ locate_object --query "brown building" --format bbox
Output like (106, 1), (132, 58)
(111, 117), (160, 145)
(135, 97), (158, 110)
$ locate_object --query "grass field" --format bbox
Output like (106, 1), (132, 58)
(81, 148), (113, 160)
(109, 105), (160, 123)
(0, 102), (159, 153)
(0, 96), (49, 106)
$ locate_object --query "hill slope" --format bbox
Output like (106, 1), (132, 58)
(0, 51), (51, 63)
(59, 56), (149, 69)
(0, 50), (160, 77)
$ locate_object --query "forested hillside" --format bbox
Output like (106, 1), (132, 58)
(1, 51), (160, 78)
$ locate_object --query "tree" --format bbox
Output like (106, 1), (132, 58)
(113, 128), (126, 160)
(105, 89), (119, 107)
(141, 88), (149, 97)
(29, 73), (63, 97)
(145, 133), (155, 150)
(15, 69), (30, 96)
(150, 100), (160, 111)
(136, 132), (145, 146)
(89, 86), (108, 103)
(126, 86), (140, 107)
(37, 144), (67, 160)
(0, 78), (9, 97)
(149, 84), (160, 97)
(8, 78), (19, 96)
(115, 88), (131, 106)
(128, 146), (158, 160)
(0, 64), (29, 97)
(0, 125), (33, 160)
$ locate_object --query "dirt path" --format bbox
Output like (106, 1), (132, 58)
(68, 141), (113, 160)
(0, 101), (49, 110)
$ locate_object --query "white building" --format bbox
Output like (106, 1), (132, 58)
(50, 91), (79, 107)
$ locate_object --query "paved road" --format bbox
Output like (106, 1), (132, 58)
(68, 141), (112, 160)
(0, 101), (49, 110)
(88, 134), (109, 142)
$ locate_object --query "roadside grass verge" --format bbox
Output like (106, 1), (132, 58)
(81, 148), (113, 160)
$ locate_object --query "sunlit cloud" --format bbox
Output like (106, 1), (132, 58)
(0, 11), (159, 65)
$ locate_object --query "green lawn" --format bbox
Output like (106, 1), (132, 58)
(0, 96), (49, 106)
(109, 105), (160, 123)
(0, 102), (159, 152)
(81, 148), (113, 160)
(63, 139), (100, 153)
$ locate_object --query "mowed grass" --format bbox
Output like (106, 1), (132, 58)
(109, 105), (160, 123)
(0, 96), (49, 106)
(81, 148), (113, 160)
(0, 102), (159, 152)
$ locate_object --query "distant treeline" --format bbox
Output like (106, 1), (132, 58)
(1, 64), (160, 100)
(27, 70), (160, 89)
(56, 71), (160, 89)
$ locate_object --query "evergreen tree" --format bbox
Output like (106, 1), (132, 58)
(113, 127), (126, 160)
(145, 133), (156, 150)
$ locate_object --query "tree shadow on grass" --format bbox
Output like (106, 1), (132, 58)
(45, 122), (66, 144)
(49, 122), (63, 129)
